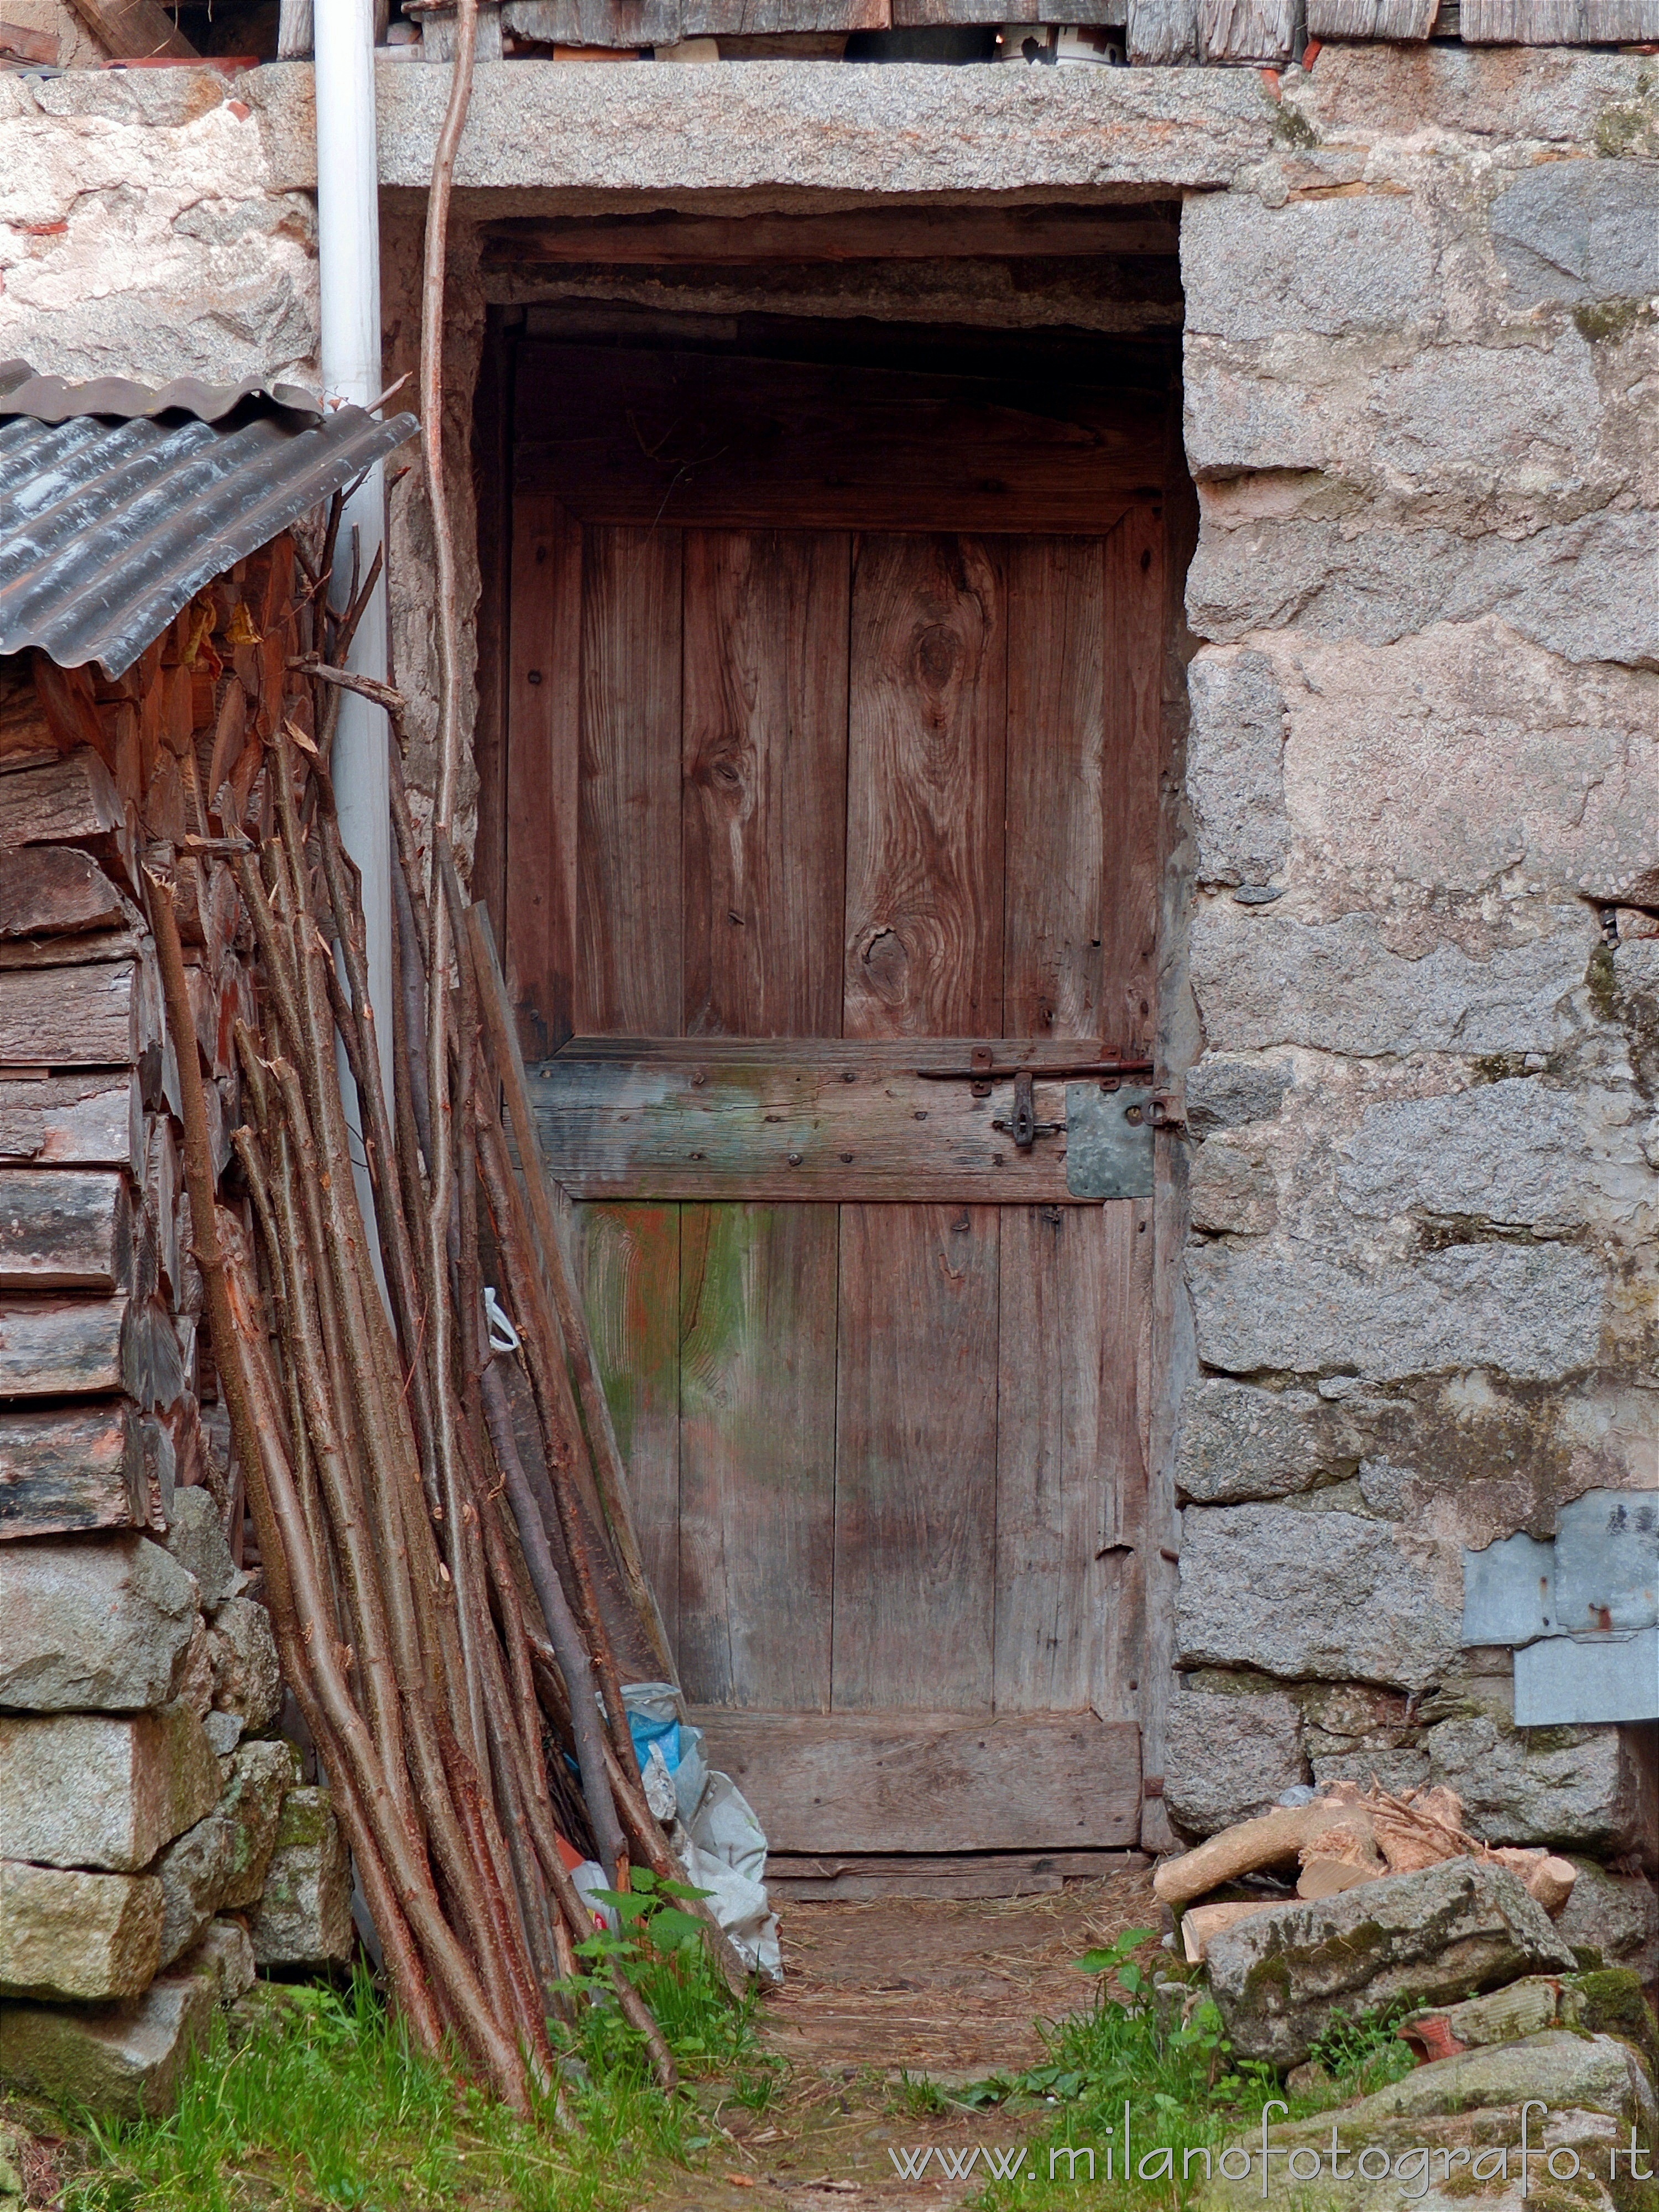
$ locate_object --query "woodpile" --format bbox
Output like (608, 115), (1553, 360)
(5, 497), (723, 2114)
(1156, 1780), (1579, 1963)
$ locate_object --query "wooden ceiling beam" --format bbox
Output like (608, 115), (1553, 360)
(483, 204), (1182, 267)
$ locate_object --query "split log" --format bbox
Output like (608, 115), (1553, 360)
(0, 1296), (127, 1398)
(1491, 1845), (1578, 1916)
(0, 847), (132, 941)
(1154, 1802), (1364, 1906)
(0, 929), (145, 973)
(0, 1073), (142, 1171)
(0, 962), (152, 1070)
(0, 1168), (132, 1292)
(0, 1399), (145, 1536)
(0, 748), (125, 849)
(1181, 1898), (1278, 1963)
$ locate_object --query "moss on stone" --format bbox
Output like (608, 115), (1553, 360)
(1573, 299), (1642, 346)
(1272, 104), (1319, 149)
(1587, 942), (1620, 1020)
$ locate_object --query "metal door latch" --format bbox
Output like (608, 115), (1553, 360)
(992, 1068), (1063, 1150)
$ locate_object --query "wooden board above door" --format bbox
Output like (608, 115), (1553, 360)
(514, 346), (1165, 534)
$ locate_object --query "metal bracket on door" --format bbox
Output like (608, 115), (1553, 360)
(1064, 1083), (1156, 1199)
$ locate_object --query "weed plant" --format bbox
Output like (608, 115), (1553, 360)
(968, 1931), (1417, 2211)
(61, 1875), (775, 2212)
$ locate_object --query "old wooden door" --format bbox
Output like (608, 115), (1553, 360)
(504, 345), (1166, 1864)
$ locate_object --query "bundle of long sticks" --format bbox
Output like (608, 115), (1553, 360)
(147, 555), (742, 2115)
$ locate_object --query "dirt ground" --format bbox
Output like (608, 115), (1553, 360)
(648, 1869), (1162, 2212)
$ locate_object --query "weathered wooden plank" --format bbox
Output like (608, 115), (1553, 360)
(1127, 0), (1197, 58)
(679, 0), (883, 28)
(1102, 508), (1163, 1060)
(0, 962), (142, 1070)
(693, 1709), (1142, 1852)
(1306, 0), (1433, 33)
(1459, 0), (1655, 36)
(764, 1846), (1148, 1899)
(572, 1201), (682, 1652)
(0, 848), (131, 942)
(833, 1203), (999, 1712)
(995, 1205), (1141, 1717)
(0, 1297), (127, 1399)
(61, 0), (197, 56)
(682, 530), (849, 1041)
(487, 207), (1177, 265)
(516, 349), (1160, 535)
(502, 0), (679, 45)
(844, 536), (1006, 1040)
(678, 1203), (837, 1709)
(545, 1036), (1126, 1072)
(0, 1073), (141, 1171)
(1004, 538), (1107, 1042)
(505, 497), (582, 1061)
(0, 748), (125, 848)
(0, 1399), (146, 1538)
(1199, 0), (1294, 58)
(576, 525), (684, 1036)
(0, 1170), (132, 1292)
(534, 1054), (1079, 1202)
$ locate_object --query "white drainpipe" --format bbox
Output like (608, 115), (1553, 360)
(314, 0), (395, 1117)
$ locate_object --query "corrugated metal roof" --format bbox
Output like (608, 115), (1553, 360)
(0, 373), (418, 677)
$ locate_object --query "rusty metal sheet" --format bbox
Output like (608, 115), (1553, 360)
(1513, 1627), (1659, 1726)
(1552, 1487), (1658, 1635)
(1460, 1528), (1556, 1646)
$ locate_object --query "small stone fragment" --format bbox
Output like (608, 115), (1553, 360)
(176, 1616), (213, 1720)
(207, 1597), (282, 1731)
(217, 1738), (301, 1910)
(163, 1486), (237, 1613)
(0, 1959), (216, 2120)
(183, 1917), (256, 2003)
(0, 1533), (198, 1712)
(0, 1860), (163, 2001)
(149, 1810), (237, 1968)
(1165, 1686), (1306, 1837)
(248, 1786), (351, 1966)
(204, 1709), (243, 1760)
(0, 1702), (221, 1871)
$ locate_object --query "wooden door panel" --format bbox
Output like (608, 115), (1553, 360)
(678, 1204), (838, 1709)
(682, 530), (851, 1041)
(844, 536), (1006, 1041)
(504, 497), (582, 1059)
(1005, 536), (1108, 1042)
(832, 1202), (999, 1712)
(695, 1709), (1142, 1852)
(1101, 509), (1164, 1057)
(577, 525), (684, 1035)
(995, 1203), (1141, 1715)
(572, 1201), (683, 1653)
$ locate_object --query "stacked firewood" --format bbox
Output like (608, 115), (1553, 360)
(1157, 1780), (1579, 1961)
(140, 502), (737, 2112)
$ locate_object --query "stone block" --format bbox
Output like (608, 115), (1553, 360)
(1427, 1710), (1656, 1855)
(187, 1918), (255, 2004)
(163, 1486), (237, 1614)
(1310, 1747), (1431, 1795)
(1204, 1858), (1575, 2066)
(247, 1787), (351, 1968)
(1173, 1379), (1344, 1504)
(0, 1701), (221, 1872)
(0, 1860), (163, 2001)
(1186, 651), (1287, 888)
(149, 1811), (237, 1969)
(1185, 1057), (1290, 1139)
(1190, 908), (1591, 1060)
(175, 1616), (213, 1720)
(1194, 2030), (1655, 2212)
(1554, 1858), (1659, 1981)
(1188, 1139), (1277, 1237)
(1182, 192), (1436, 342)
(1179, 1503), (1460, 1691)
(207, 1598), (281, 1731)
(1339, 1078), (1609, 1232)
(1492, 158), (1659, 305)
(1189, 1241), (1606, 1386)
(0, 1533), (198, 1712)
(1165, 1687), (1305, 1837)
(0, 1959), (216, 2120)
(217, 1738), (300, 1910)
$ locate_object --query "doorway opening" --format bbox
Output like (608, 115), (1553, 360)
(473, 249), (1192, 1894)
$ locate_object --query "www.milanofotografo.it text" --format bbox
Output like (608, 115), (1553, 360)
(888, 2103), (1656, 2193)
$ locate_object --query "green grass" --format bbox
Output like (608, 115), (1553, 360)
(962, 1931), (1417, 2210)
(61, 1903), (777, 2212)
